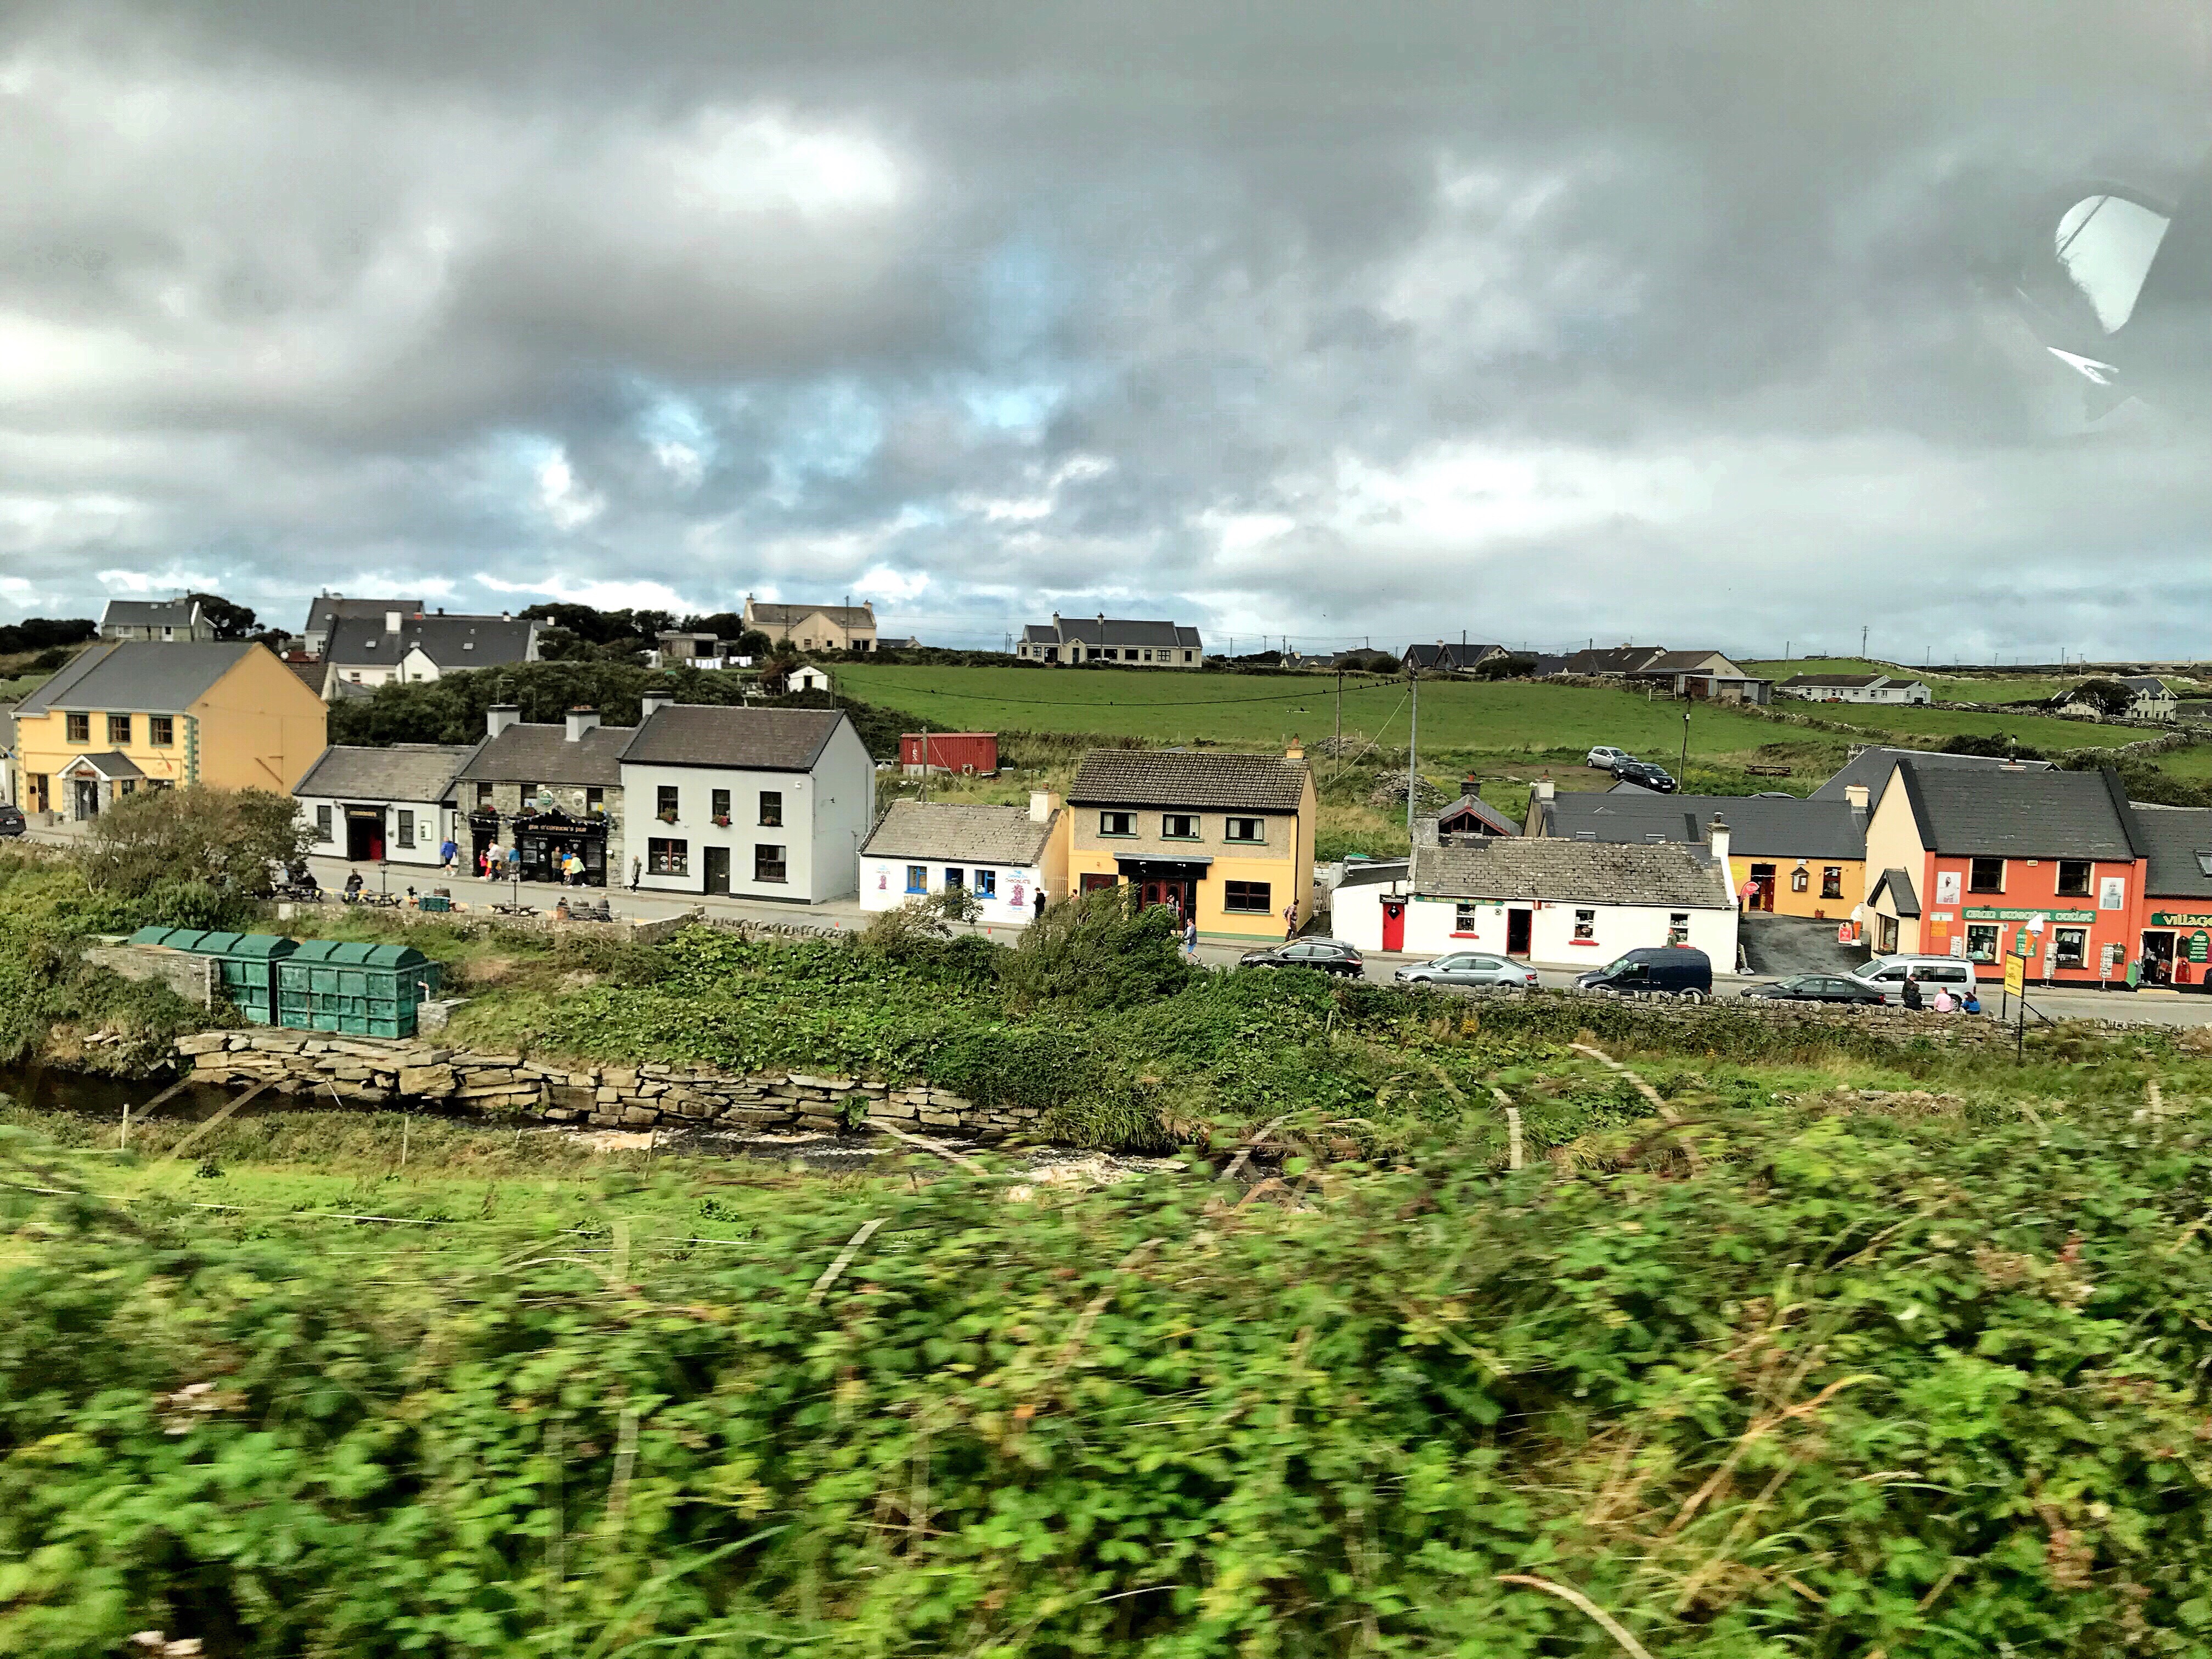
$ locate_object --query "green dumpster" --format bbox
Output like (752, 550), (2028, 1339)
(276, 940), (443, 1038)
(126, 927), (296, 1024)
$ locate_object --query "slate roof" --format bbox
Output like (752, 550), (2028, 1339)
(1534, 791), (1866, 859)
(1780, 671), (1885, 689)
(1414, 837), (1730, 909)
(60, 750), (144, 780)
(15, 641), (260, 716)
(1335, 858), (1410, 889)
(293, 743), (479, 804)
(1068, 749), (1310, 811)
(862, 800), (1059, 866)
(1403, 642), (1504, 672)
(2120, 675), (2171, 695)
(1562, 646), (1666, 676)
(619, 704), (849, 772)
(1870, 867), (1921, 917)
(1891, 760), (2143, 859)
(748, 601), (875, 630)
(302, 596), (424, 640)
(1635, 649), (1747, 675)
(1022, 616), (1205, 650)
(1433, 794), (1521, 837)
(1810, 745), (2054, 808)
(323, 612), (538, 672)
(456, 723), (637, 787)
(99, 599), (201, 630)
(2129, 805), (2212, 899)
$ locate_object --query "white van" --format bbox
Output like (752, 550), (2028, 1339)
(1849, 955), (1979, 1006)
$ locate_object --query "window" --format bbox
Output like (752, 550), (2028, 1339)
(1968, 857), (2004, 893)
(711, 788), (731, 822)
(754, 844), (787, 883)
(974, 868), (997, 898)
(315, 805), (332, 842)
(1455, 901), (1480, 933)
(1225, 817), (1263, 842)
(1099, 811), (1135, 837)
(1573, 909), (1596, 940)
(1668, 912), (1690, 946)
(476, 783), (494, 807)
(396, 810), (415, 848)
(66, 712), (89, 743)
(149, 715), (174, 747)
(657, 785), (679, 819)
(1183, 651), (1194, 663)
(1224, 879), (1272, 913)
(1966, 923), (2000, 962)
(945, 867), (966, 889)
(905, 864), (927, 893)
(1821, 866), (1843, 899)
(1162, 814), (1198, 839)
(2053, 927), (2088, 969)
(2056, 859), (2092, 897)
(647, 838), (687, 876)
(759, 791), (782, 827)
(585, 787), (603, 816)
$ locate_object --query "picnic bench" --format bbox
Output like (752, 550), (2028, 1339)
(1745, 764), (1793, 777)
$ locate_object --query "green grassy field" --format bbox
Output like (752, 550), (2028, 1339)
(835, 663), (2143, 761)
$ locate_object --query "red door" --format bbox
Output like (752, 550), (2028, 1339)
(1381, 900), (1406, 952)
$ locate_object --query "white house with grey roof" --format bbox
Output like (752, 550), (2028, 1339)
(860, 795), (1067, 926)
(617, 698), (874, 902)
(319, 610), (543, 697)
(98, 598), (213, 643)
(1016, 613), (1205, 668)
(1776, 671), (1931, 704)
(293, 743), (479, 866)
(300, 594), (424, 659)
(1334, 813), (1739, 969)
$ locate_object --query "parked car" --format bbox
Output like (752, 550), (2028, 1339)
(1848, 955), (1978, 1005)
(1239, 939), (1365, 977)
(1394, 952), (1539, 990)
(0, 804), (24, 838)
(1576, 945), (1713, 999)
(1613, 761), (1679, 793)
(1739, 973), (1885, 1006)
(1585, 746), (1633, 771)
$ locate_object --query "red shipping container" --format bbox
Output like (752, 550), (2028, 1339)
(900, 732), (998, 775)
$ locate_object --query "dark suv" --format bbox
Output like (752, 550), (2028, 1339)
(1614, 761), (1678, 793)
(1239, 939), (1365, 977)
(0, 804), (24, 838)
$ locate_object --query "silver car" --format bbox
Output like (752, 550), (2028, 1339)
(1394, 951), (1539, 990)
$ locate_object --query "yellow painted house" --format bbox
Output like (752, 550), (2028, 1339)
(11, 642), (328, 820)
(1061, 746), (1317, 941)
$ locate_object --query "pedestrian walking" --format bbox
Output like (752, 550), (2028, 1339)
(1283, 902), (1298, 941)
(506, 844), (522, 881)
(563, 851), (584, 887)
(628, 855), (641, 891)
(1183, 917), (1199, 961)
(478, 844), (494, 879)
(1033, 888), (1046, 921)
(439, 837), (458, 873)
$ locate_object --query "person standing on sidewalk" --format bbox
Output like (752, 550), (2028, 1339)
(628, 855), (641, 891)
(1183, 916), (1199, 961)
(1033, 888), (1046, 922)
(506, 843), (522, 882)
(1283, 901), (1298, 941)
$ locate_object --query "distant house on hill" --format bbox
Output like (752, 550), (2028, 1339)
(742, 597), (878, 653)
(1017, 613), (1205, 668)
(98, 599), (213, 643)
(319, 610), (543, 697)
(1777, 671), (1932, 705)
(1402, 641), (1507, 674)
(300, 595), (424, 659)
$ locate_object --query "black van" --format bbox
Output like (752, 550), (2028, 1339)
(1576, 946), (1713, 1000)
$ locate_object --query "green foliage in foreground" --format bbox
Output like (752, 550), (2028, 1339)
(12, 1079), (2212, 1657)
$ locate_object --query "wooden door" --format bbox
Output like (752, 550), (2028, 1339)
(1506, 909), (1532, 955)
(703, 846), (730, 895)
(1381, 900), (1406, 952)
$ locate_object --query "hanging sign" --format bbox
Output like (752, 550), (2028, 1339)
(2192, 929), (2212, 964)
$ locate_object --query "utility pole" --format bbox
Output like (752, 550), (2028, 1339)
(1679, 701), (1691, 778)
(1335, 669), (1343, 748)
(1407, 665), (1420, 842)
(1861, 624), (1869, 659)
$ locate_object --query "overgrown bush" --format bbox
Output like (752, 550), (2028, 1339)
(1000, 886), (1195, 1012)
(73, 787), (309, 911)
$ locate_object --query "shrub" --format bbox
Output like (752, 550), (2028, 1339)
(74, 788), (310, 906)
(1000, 887), (1195, 1012)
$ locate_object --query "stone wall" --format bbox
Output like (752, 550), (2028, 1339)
(270, 904), (706, 948)
(172, 1029), (1039, 1139)
(83, 944), (215, 1006)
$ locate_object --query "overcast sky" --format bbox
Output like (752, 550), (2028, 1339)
(2, 1), (2207, 661)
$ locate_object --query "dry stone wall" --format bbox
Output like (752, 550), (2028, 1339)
(172, 1029), (1035, 1138)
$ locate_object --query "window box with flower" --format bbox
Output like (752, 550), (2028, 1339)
(657, 808), (680, 825)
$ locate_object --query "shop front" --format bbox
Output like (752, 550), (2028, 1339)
(511, 808), (608, 886)
(468, 809), (500, 869)
(1113, 855), (1209, 921)
(2143, 910), (2212, 990)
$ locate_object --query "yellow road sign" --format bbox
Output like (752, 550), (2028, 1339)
(2004, 957), (2024, 998)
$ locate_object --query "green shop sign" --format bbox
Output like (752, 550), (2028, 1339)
(1961, 906), (2096, 923)
(2149, 911), (2212, 929)
(2193, 930), (2211, 965)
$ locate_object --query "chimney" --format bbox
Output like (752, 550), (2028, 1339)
(1533, 776), (1556, 802)
(1707, 812), (1731, 871)
(385, 610), (402, 633)
(1844, 783), (1870, 810)
(1285, 737), (1305, 761)
(486, 703), (521, 738)
(1029, 789), (1058, 824)
(566, 706), (600, 743)
(639, 690), (674, 720)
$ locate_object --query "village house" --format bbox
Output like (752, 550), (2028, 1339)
(298, 594), (424, 659)
(860, 796), (1067, 926)
(292, 743), (479, 866)
(319, 610), (542, 697)
(98, 598), (214, 643)
(453, 704), (633, 885)
(1402, 641), (1507, 674)
(1527, 778), (1867, 919)
(1811, 745), (2055, 813)
(1333, 812), (1739, 967)
(1544, 645), (1768, 703)
(11, 642), (327, 821)
(1061, 746), (1316, 939)
(743, 596), (878, 653)
(1434, 781), (1519, 838)
(619, 699), (874, 902)
(1776, 671), (1933, 704)
(1859, 759), (2145, 984)
(1016, 613), (1206, 667)
(2130, 804), (2212, 989)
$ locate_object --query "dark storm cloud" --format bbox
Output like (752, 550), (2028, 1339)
(0, 0), (2205, 655)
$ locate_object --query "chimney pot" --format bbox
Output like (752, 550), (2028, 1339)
(385, 610), (402, 632)
(1285, 737), (1305, 761)
(1844, 783), (1870, 810)
(1533, 776), (1556, 802)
